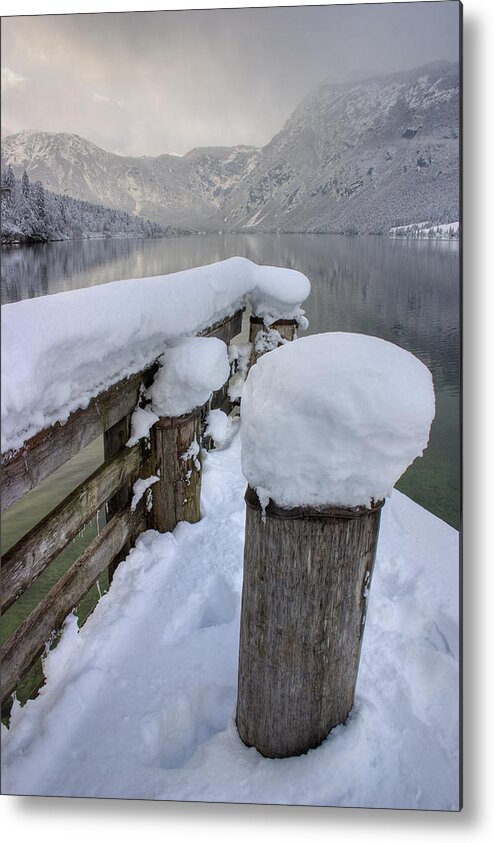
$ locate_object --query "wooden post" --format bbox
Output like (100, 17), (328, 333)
(236, 487), (384, 759)
(248, 316), (298, 368)
(150, 407), (203, 534)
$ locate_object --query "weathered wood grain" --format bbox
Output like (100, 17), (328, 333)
(1, 503), (146, 706)
(248, 316), (298, 368)
(150, 410), (203, 534)
(209, 381), (229, 413)
(1, 371), (150, 514)
(104, 414), (135, 582)
(236, 490), (383, 758)
(1, 443), (142, 613)
(202, 309), (244, 344)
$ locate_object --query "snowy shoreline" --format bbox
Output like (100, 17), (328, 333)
(1, 232), (164, 246)
(1, 226), (461, 247)
(389, 221), (460, 240)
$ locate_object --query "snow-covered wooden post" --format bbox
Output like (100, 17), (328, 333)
(236, 333), (435, 758)
(151, 410), (204, 533)
(127, 337), (231, 534)
(248, 316), (298, 367)
(246, 265), (310, 371)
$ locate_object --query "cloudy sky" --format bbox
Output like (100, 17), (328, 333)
(1, 2), (460, 157)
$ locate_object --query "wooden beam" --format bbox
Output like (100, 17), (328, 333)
(104, 414), (135, 583)
(202, 309), (244, 344)
(1, 503), (146, 706)
(1, 370), (151, 514)
(1, 443), (142, 613)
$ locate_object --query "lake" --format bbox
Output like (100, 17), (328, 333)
(1, 232), (460, 533)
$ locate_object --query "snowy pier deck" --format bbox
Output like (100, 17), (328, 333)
(2, 432), (459, 808)
(1, 258), (459, 809)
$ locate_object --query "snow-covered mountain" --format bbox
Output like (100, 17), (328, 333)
(1, 61), (459, 234)
(0, 132), (252, 232)
(223, 61), (459, 233)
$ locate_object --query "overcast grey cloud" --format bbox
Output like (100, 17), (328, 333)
(1, 2), (460, 156)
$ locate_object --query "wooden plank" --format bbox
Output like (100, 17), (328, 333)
(1, 503), (146, 706)
(210, 381), (229, 413)
(236, 490), (383, 758)
(104, 414), (134, 583)
(104, 416), (133, 513)
(1, 443), (142, 613)
(1, 369), (154, 514)
(202, 309), (244, 344)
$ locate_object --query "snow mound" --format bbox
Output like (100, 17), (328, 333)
(205, 409), (237, 450)
(1, 257), (310, 454)
(130, 475), (159, 513)
(227, 342), (252, 403)
(126, 405), (160, 448)
(241, 332), (435, 509)
(148, 337), (230, 418)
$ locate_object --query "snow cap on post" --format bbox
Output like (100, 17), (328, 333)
(240, 332), (435, 510)
(250, 264), (311, 327)
(148, 336), (230, 418)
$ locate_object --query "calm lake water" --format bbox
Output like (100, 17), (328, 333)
(1, 233), (460, 531)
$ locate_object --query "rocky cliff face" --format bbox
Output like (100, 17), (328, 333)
(222, 61), (459, 233)
(1, 61), (459, 234)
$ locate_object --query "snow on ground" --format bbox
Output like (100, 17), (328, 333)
(1, 258), (310, 454)
(241, 333), (435, 509)
(1, 433), (459, 810)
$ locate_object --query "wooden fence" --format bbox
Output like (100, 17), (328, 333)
(1, 308), (245, 709)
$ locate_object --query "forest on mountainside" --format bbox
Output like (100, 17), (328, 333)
(1, 166), (164, 244)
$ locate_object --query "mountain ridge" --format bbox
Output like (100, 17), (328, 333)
(1, 61), (459, 235)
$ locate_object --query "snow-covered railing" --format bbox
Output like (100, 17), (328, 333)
(1, 257), (310, 459)
(1, 258), (310, 709)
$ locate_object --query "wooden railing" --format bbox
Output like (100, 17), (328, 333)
(1, 308), (245, 709)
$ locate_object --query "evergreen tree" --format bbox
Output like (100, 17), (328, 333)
(33, 181), (46, 219)
(60, 196), (67, 225)
(1, 174), (165, 243)
(21, 170), (30, 199)
(2, 164), (16, 193)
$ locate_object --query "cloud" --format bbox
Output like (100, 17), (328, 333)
(1, 66), (27, 90)
(0, 4), (460, 157)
